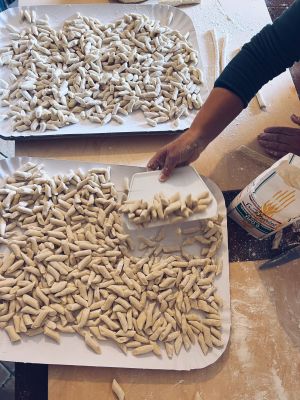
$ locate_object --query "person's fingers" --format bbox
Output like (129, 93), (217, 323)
(148, 132), (203, 181)
(258, 132), (289, 144)
(263, 149), (286, 159)
(160, 153), (178, 182)
(291, 114), (300, 126)
(262, 126), (300, 136)
(177, 160), (190, 167)
(147, 149), (167, 171)
(258, 139), (290, 153)
(165, 147), (199, 169)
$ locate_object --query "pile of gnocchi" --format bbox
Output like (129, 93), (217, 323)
(0, 162), (223, 358)
(0, 10), (203, 133)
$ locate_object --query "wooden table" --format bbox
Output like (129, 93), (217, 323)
(47, 261), (300, 400)
(15, 0), (300, 399)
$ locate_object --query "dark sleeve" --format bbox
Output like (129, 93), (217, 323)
(214, 0), (300, 107)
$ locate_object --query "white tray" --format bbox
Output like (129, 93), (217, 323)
(0, 157), (230, 370)
(0, 4), (203, 140)
(126, 166), (218, 229)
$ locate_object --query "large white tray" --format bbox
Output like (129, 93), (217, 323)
(0, 4), (203, 140)
(0, 157), (230, 370)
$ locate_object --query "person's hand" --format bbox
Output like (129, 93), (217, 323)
(147, 129), (204, 181)
(258, 114), (300, 158)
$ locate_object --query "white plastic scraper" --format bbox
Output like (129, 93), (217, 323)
(125, 166), (218, 230)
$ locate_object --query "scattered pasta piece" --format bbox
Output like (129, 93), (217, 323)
(112, 379), (125, 400)
(256, 91), (267, 110)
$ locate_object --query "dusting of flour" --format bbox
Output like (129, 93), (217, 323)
(271, 368), (288, 400)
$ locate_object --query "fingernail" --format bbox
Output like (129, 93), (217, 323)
(148, 164), (157, 171)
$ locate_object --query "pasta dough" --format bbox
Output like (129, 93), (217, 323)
(0, 162), (224, 359)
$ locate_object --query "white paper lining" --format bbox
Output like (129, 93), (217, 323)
(0, 157), (230, 370)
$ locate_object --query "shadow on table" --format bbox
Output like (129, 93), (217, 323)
(15, 134), (173, 160)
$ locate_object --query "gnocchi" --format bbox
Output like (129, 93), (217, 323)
(120, 191), (212, 225)
(0, 162), (224, 358)
(0, 11), (204, 133)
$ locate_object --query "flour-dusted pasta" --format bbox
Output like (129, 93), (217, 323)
(132, 344), (154, 356)
(120, 192), (212, 225)
(0, 11), (204, 134)
(256, 90), (267, 110)
(0, 162), (224, 358)
(112, 378), (125, 400)
(84, 332), (101, 354)
(5, 325), (21, 342)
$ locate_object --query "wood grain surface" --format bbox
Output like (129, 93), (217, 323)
(48, 260), (300, 400)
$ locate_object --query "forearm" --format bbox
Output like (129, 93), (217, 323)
(188, 87), (244, 146)
(147, 87), (244, 179)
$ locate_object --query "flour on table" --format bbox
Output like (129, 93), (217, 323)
(271, 368), (288, 400)
(231, 300), (253, 366)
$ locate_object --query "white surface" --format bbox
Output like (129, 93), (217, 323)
(126, 166), (218, 229)
(0, 157), (230, 370)
(0, 4), (203, 139)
